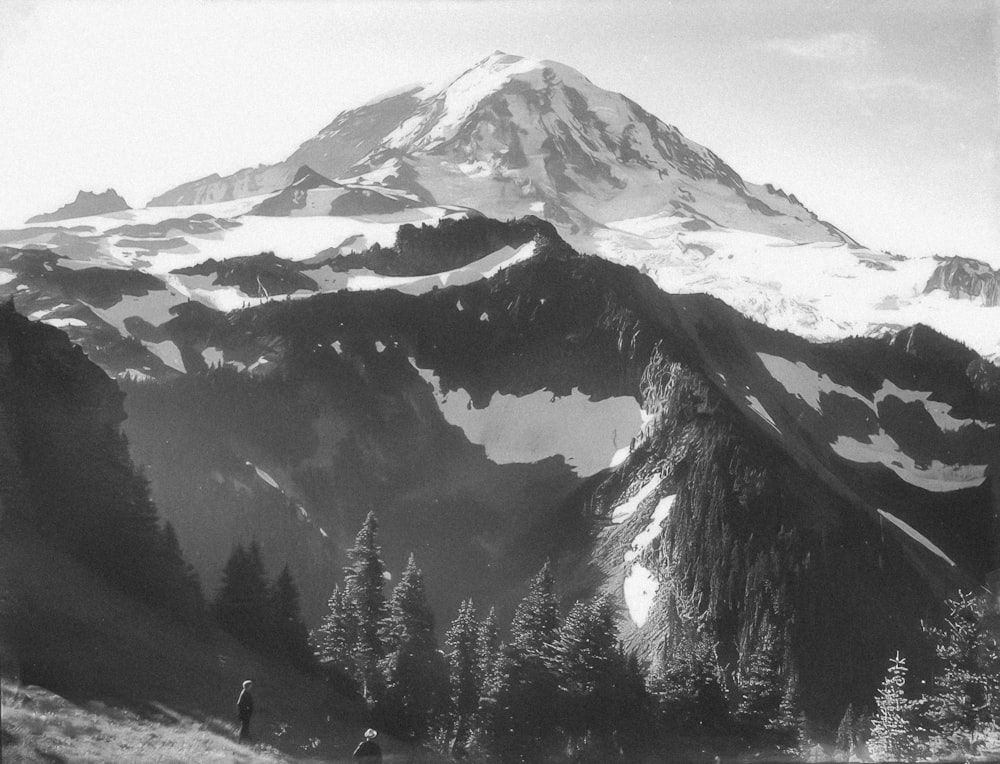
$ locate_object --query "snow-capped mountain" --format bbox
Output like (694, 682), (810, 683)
(6, 52), (997, 364)
(152, 52), (853, 244)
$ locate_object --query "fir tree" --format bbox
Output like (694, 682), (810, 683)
(445, 598), (481, 753)
(344, 511), (388, 697)
(493, 562), (562, 758)
(313, 584), (355, 675)
(510, 561), (559, 656)
(651, 636), (730, 733)
(474, 606), (505, 749)
(158, 520), (205, 620)
(214, 541), (270, 648)
(269, 564), (314, 672)
(379, 554), (448, 740)
(736, 625), (784, 732)
(922, 591), (1000, 740)
(549, 597), (620, 740)
(869, 652), (915, 762)
(835, 703), (857, 758)
(477, 606), (503, 693)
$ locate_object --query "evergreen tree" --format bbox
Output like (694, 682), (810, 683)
(214, 541), (270, 648)
(869, 652), (915, 762)
(921, 591), (1000, 740)
(269, 564), (315, 672)
(313, 584), (356, 676)
(379, 554), (448, 740)
(736, 625), (784, 731)
(493, 562), (562, 758)
(510, 561), (560, 656)
(651, 636), (730, 733)
(445, 598), (481, 753)
(771, 666), (806, 744)
(474, 606), (505, 749)
(549, 597), (620, 741)
(835, 703), (857, 758)
(344, 511), (388, 697)
(158, 520), (205, 620)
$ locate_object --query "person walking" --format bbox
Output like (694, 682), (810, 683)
(237, 679), (255, 742)
(352, 728), (382, 762)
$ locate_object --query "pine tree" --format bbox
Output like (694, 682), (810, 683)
(445, 598), (481, 753)
(549, 597), (620, 740)
(510, 561), (559, 656)
(158, 520), (205, 620)
(313, 584), (356, 675)
(736, 625), (784, 731)
(651, 636), (730, 733)
(214, 541), (271, 648)
(493, 562), (562, 758)
(344, 511), (388, 696)
(379, 554), (448, 740)
(477, 606), (503, 693)
(474, 606), (505, 749)
(269, 564), (314, 672)
(835, 703), (857, 758)
(922, 591), (1000, 740)
(869, 652), (915, 762)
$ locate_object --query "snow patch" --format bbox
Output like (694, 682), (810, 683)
(0, 269), (15, 285)
(42, 317), (86, 328)
(415, 363), (642, 476)
(759, 353), (989, 432)
(623, 563), (658, 627)
(831, 430), (987, 492)
(745, 394), (781, 433)
(625, 495), (675, 562)
(252, 465), (280, 490)
(202, 346), (225, 367)
(874, 380), (990, 432)
(758, 353), (872, 413)
(611, 475), (662, 524)
(877, 509), (956, 566)
(144, 340), (184, 372)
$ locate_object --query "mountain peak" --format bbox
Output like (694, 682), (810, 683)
(27, 188), (130, 224)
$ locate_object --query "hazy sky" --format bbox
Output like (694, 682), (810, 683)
(1, 0), (997, 259)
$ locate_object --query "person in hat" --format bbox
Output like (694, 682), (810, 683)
(236, 679), (254, 742)
(352, 728), (382, 761)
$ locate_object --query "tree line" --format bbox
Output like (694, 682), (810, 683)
(310, 512), (803, 762)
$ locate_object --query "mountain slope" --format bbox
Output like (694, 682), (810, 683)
(150, 52), (855, 245)
(94, 221), (998, 724)
(148, 87), (429, 207)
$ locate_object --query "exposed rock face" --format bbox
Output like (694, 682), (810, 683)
(924, 256), (1000, 306)
(27, 189), (130, 224)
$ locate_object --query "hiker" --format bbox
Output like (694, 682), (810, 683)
(237, 679), (254, 742)
(353, 728), (382, 762)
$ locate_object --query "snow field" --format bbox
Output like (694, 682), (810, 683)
(413, 362), (643, 476)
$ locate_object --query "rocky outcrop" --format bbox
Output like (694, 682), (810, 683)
(27, 189), (130, 224)
(924, 255), (1000, 306)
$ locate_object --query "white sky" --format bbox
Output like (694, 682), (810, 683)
(0, 0), (997, 259)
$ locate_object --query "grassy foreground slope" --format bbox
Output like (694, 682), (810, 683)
(0, 532), (430, 763)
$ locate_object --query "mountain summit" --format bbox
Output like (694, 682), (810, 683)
(150, 52), (854, 244)
(27, 188), (130, 224)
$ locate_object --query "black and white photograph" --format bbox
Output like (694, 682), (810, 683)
(0, 1), (997, 761)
